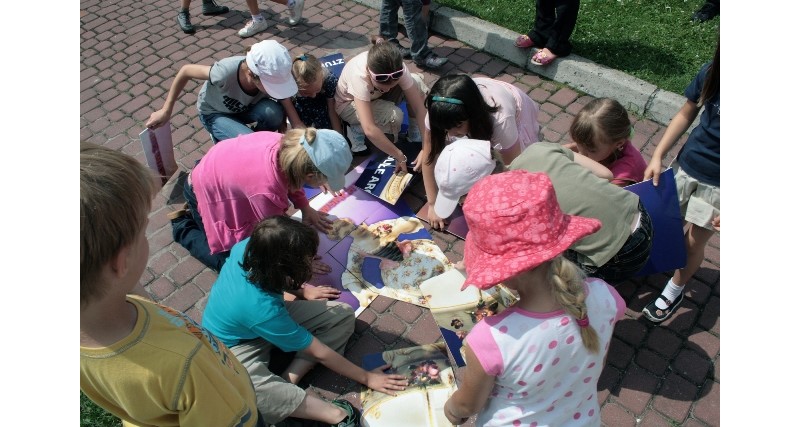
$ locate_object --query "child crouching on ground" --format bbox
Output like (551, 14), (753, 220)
(283, 53), (345, 135)
(201, 215), (409, 426)
(443, 170), (625, 426)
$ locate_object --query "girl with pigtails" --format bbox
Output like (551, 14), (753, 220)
(443, 170), (625, 427)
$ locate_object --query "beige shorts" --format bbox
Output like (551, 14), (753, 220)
(674, 164), (719, 230)
(338, 73), (428, 138)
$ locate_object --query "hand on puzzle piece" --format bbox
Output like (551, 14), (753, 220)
(300, 284), (341, 300)
(312, 255), (332, 275)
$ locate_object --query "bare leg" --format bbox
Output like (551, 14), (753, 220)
(672, 223), (714, 286)
(245, 0), (260, 15)
(289, 393), (347, 424)
(281, 355), (317, 384)
(181, 0), (191, 10)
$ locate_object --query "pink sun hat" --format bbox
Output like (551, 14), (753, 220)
(462, 170), (602, 290)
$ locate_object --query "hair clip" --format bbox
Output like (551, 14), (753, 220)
(296, 54), (308, 61)
(432, 96), (464, 105)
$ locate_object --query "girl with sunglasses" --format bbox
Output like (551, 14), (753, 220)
(416, 74), (541, 230)
(334, 40), (429, 172)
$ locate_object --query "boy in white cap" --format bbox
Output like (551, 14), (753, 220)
(434, 139), (653, 285)
(146, 40), (297, 143)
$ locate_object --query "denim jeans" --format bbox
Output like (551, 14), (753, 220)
(379, 0), (431, 62)
(566, 201), (653, 284)
(170, 178), (230, 272)
(199, 98), (285, 143)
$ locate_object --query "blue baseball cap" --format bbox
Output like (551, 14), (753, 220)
(301, 129), (353, 191)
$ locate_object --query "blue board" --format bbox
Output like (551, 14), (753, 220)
(624, 168), (687, 276)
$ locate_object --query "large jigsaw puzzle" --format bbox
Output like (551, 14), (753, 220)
(296, 157), (454, 315)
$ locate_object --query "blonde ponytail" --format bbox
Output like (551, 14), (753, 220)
(548, 256), (600, 353)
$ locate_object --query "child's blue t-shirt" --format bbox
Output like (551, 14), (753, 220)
(677, 62), (720, 187)
(201, 238), (313, 351)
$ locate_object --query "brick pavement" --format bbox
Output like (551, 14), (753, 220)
(80, 0), (720, 424)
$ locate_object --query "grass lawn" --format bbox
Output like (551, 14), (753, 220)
(81, 392), (122, 427)
(434, 0), (720, 94)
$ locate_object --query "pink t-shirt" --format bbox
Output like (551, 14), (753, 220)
(424, 77), (540, 153)
(465, 278), (625, 427)
(191, 132), (309, 254)
(609, 141), (647, 186)
(333, 51), (414, 115)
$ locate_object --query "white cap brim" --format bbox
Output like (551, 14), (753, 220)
(433, 194), (459, 219)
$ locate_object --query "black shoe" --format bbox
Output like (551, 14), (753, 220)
(388, 39), (411, 59)
(202, 0), (229, 15)
(414, 52), (448, 69)
(691, 2), (718, 22)
(642, 292), (684, 323)
(177, 10), (195, 34)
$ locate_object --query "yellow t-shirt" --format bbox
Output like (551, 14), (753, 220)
(80, 295), (259, 427)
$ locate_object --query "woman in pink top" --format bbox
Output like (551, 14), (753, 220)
(568, 97), (648, 187)
(169, 128), (352, 272)
(443, 170), (624, 427)
(417, 74), (541, 229)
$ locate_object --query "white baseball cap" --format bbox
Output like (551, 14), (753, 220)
(433, 139), (496, 218)
(245, 40), (298, 100)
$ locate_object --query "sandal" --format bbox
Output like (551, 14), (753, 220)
(642, 292), (684, 323)
(531, 49), (557, 66)
(514, 34), (535, 48)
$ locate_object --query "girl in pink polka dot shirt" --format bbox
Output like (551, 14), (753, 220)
(443, 170), (625, 426)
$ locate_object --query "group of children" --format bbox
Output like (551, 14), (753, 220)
(84, 32), (720, 427)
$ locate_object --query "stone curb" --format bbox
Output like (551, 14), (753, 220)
(353, 0), (689, 127)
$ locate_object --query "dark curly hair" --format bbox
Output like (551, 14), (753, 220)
(424, 74), (498, 165)
(240, 216), (320, 294)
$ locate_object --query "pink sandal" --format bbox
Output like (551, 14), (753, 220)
(514, 34), (535, 48)
(531, 49), (557, 66)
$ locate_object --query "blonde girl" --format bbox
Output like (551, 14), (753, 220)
(282, 54), (344, 135)
(569, 97), (647, 186)
(443, 170), (624, 427)
(169, 128), (352, 271)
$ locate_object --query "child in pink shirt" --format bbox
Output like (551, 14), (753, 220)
(569, 97), (647, 186)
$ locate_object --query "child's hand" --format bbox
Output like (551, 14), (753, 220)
(643, 158), (664, 186)
(412, 151), (424, 172)
(712, 215), (720, 231)
(366, 364), (408, 395)
(427, 207), (447, 231)
(311, 255), (332, 275)
(302, 207), (334, 232)
(301, 284), (341, 300)
(320, 183), (345, 197)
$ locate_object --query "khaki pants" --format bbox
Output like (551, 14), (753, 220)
(230, 300), (356, 424)
(338, 72), (428, 139)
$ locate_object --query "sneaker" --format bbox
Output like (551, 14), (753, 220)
(238, 18), (270, 37)
(642, 292), (684, 323)
(202, 0), (229, 15)
(414, 52), (448, 70)
(691, 2), (719, 22)
(288, 0), (305, 26)
(176, 10), (196, 34)
(330, 399), (361, 427)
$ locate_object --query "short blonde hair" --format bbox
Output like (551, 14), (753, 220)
(279, 128), (324, 189)
(80, 142), (156, 307)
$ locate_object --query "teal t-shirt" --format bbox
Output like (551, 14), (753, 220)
(201, 238), (313, 351)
